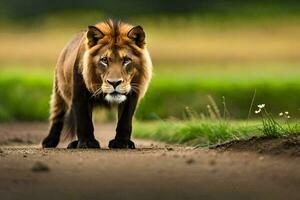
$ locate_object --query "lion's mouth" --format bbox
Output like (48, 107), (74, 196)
(105, 92), (127, 104)
(110, 91), (120, 95)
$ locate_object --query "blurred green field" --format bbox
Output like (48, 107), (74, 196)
(1, 62), (300, 121)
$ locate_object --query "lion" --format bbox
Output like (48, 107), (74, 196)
(41, 19), (152, 149)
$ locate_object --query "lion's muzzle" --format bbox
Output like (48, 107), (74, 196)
(102, 79), (130, 104)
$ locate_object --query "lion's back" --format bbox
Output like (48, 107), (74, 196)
(55, 31), (85, 103)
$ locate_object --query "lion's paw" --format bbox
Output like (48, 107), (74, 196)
(67, 140), (79, 149)
(42, 136), (59, 148)
(78, 139), (100, 148)
(108, 139), (135, 149)
(67, 139), (100, 149)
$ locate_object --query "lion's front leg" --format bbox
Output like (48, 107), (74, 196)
(72, 101), (100, 149)
(68, 68), (100, 149)
(67, 102), (100, 149)
(109, 93), (138, 149)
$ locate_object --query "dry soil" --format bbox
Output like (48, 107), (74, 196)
(0, 123), (299, 200)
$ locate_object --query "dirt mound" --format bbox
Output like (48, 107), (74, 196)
(213, 134), (300, 156)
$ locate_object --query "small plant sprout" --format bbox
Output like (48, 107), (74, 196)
(256, 107), (299, 137)
(254, 104), (284, 137)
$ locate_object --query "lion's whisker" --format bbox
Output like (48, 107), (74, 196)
(92, 87), (103, 98)
(130, 86), (139, 93)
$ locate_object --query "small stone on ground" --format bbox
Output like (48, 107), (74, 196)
(31, 161), (50, 172)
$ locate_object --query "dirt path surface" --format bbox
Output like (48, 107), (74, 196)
(0, 123), (299, 200)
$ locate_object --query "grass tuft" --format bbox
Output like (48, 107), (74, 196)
(134, 119), (300, 147)
(134, 120), (260, 147)
(134, 103), (300, 147)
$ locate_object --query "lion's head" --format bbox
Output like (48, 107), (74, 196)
(82, 20), (152, 104)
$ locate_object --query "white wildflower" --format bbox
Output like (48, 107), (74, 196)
(279, 112), (284, 116)
(287, 116), (291, 119)
(284, 111), (289, 115)
(255, 109), (261, 114)
(257, 104), (265, 109)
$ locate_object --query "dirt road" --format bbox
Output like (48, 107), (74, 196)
(0, 123), (299, 200)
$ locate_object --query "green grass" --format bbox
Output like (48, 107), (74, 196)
(0, 70), (52, 121)
(1, 65), (300, 121)
(138, 62), (300, 119)
(133, 119), (300, 147)
(137, 75), (300, 119)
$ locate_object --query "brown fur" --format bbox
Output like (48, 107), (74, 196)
(44, 19), (152, 147)
(53, 20), (151, 115)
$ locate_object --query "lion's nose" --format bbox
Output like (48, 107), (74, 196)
(107, 79), (123, 88)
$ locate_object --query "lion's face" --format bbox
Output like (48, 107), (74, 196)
(90, 47), (138, 103)
(82, 20), (148, 104)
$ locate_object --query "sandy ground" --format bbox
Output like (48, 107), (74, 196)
(0, 122), (299, 200)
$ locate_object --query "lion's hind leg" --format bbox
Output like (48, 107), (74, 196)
(42, 88), (66, 148)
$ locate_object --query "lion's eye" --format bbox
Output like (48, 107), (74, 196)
(100, 57), (108, 67)
(123, 57), (132, 67)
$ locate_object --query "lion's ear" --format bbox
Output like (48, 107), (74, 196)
(87, 26), (104, 47)
(127, 26), (145, 48)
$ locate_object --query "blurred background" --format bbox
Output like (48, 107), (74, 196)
(1, 0), (300, 121)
